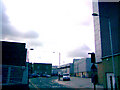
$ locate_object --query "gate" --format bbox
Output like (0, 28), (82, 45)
(1, 65), (28, 85)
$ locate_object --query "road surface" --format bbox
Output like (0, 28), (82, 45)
(29, 76), (104, 89)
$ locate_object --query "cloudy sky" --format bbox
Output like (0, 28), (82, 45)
(1, 0), (95, 66)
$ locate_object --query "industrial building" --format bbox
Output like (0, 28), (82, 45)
(32, 63), (52, 76)
(52, 66), (58, 76)
(58, 63), (74, 76)
(73, 58), (93, 78)
(1, 41), (28, 89)
(92, 1), (120, 89)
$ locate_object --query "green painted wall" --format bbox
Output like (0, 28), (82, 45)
(98, 55), (120, 89)
(97, 63), (104, 85)
(33, 63), (52, 75)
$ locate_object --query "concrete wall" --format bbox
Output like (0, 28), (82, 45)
(92, 1), (102, 63)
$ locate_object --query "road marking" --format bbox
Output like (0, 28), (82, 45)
(29, 79), (39, 90)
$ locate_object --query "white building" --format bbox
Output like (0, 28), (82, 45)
(58, 63), (74, 76)
(74, 58), (93, 78)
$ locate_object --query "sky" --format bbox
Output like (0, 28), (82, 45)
(1, 0), (95, 66)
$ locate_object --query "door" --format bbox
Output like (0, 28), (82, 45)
(106, 73), (115, 89)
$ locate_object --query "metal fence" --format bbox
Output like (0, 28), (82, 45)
(1, 64), (28, 85)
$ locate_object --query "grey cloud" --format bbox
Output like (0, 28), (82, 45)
(68, 45), (91, 58)
(28, 40), (43, 47)
(23, 31), (39, 39)
(1, 2), (39, 40)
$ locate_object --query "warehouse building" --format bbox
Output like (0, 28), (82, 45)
(74, 58), (93, 78)
(32, 63), (52, 76)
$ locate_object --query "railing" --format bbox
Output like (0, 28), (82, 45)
(1, 64), (28, 85)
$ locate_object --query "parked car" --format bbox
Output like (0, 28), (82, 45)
(42, 74), (46, 77)
(31, 73), (39, 78)
(63, 73), (70, 81)
(46, 75), (51, 78)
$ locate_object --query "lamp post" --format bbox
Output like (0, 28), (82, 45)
(29, 48), (34, 63)
(28, 48), (34, 74)
(92, 13), (116, 89)
(53, 52), (61, 67)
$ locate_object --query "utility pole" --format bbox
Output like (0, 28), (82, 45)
(59, 52), (60, 66)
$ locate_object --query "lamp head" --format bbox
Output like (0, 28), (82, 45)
(30, 48), (34, 50)
(92, 13), (99, 16)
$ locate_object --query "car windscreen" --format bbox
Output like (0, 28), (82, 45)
(63, 74), (69, 76)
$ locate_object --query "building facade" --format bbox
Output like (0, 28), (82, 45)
(28, 63), (33, 75)
(58, 63), (74, 76)
(52, 66), (58, 76)
(74, 58), (93, 78)
(1, 41), (28, 89)
(33, 63), (52, 76)
(92, 1), (120, 89)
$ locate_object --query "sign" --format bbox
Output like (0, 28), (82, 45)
(91, 64), (97, 72)
(92, 74), (98, 84)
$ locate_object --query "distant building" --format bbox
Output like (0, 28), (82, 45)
(52, 66), (58, 76)
(28, 63), (33, 75)
(58, 63), (74, 76)
(73, 59), (81, 63)
(92, 1), (120, 89)
(74, 58), (93, 78)
(1, 41), (28, 89)
(32, 63), (52, 75)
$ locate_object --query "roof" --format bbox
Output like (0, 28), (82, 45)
(1, 41), (26, 45)
(33, 63), (52, 65)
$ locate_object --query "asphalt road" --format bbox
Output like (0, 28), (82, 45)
(55, 77), (104, 88)
(29, 76), (104, 89)
(29, 76), (70, 89)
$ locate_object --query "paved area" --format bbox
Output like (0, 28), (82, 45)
(55, 77), (104, 88)
(29, 76), (104, 89)
(29, 76), (69, 89)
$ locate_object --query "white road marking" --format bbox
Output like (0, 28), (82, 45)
(29, 79), (39, 89)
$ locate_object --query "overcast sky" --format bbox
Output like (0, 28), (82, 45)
(1, 0), (95, 66)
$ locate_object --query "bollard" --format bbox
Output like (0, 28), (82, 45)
(58, 74), (60, 81)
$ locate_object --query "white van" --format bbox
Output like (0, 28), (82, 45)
(63, 73), (70, 81)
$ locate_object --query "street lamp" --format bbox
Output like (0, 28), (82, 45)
(27, 48), (34, 81)
(30, 48), (34, 50)
(92, 13), (116, 89)
(53, 52), (61, 67)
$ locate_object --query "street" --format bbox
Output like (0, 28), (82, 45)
(29, 76), (69, 89)
(29, 76), (104, 89)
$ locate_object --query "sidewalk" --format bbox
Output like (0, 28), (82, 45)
(54, 77), (104, 89)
